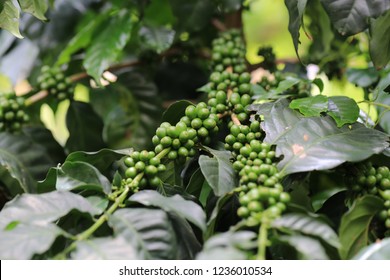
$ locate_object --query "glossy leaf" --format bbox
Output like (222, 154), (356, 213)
(277, 234), (329, 260)
(19, 0), (48, 21)
(253, 100), (389, 175)
(0, 132), (54, 195)
(272, 213), (340, 248)
(56, 161), (111, 194)
(83, 10), (133, 83)
(0, 223), (62, 259)
(327, 96), (360, 127)
(0, 0), (22, 38)
(72, 236), (138, 260)
(339, 195), (383, 259)
(129, 190), (206, 232)
(109, 208), (177, 259)
(320, 0), (389, 36)
(57, 15), (104, 65)
(197, 231), (257, 260)
(369, 10), (390, 69)
(199, 147), (238, 196)
(0, 191), (100, 229)
(353, 238), (390, 260)
(162, 100), (193, 124)
(65, 101), (105, 153)
(346, 67), (380, 88)
(290, 95), (328, 116)
(139, 25), (175, 54)
(284, 0), (308, 57)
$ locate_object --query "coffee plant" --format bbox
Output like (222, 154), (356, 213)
(0, 0), (389, 260)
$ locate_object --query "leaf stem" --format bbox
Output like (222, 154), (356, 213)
(359, 100), (390, 110)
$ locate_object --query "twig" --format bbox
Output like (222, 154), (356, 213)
(211, 18), (227, 32)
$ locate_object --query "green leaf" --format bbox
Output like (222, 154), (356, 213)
(290, 95), (329, 116)
(56, 15), (103, 65)
(339, 195), (384, 259)
(22, 126), (66, 164)
(71, 236), (138, 260)
(0, 191), (100, 229)
(139, 25), (175, 54)
(18, 0), (48, 21)
(143, 0), (176, 26)
(206, 193), (233, 238)
(199, 147), (238, 196)
(83, 10), (133, 83)
(272, 213), (340, 248)
(277, 234), (329, 260)
(346, 67), (380, 88)
(320, 0), (389, 36)
(375, 74), (390, 134)
(169, 0), (214, 32)
(197, 231), (257, 260)
(56, 161), (111, 194)
(274, 76), (301, 94)
(66, 101), (105, 153)
(162, 100), (193, 124)
(255, 100), (389, 175)
(186, 168), (205, 197)
(353, 237), (390, 260)
(0, 0), (22, 38)
(66, 148), (131, 174)
(108, 208), (177, 259)
(284, 0), (308, 57)
(327, 96), (360, 126)
(0, 132), (54, 195)
(90, 71), (162, 150)
(369, 10), (390, 69)
(129, 190), (206, 232)
(85, 196), (109, 215)
(0, 223), (62, 259)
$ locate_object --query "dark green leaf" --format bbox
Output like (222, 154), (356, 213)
(169, 0), (214, 32)
(206, 193), (233, 238)
(57, 15), (104, 65)
(129, 190), (206, 232)
(65, 101), (105, 153)
(274, 77), (302, 94)
(162, 100), (193, 124)
(83, 10), (133, 83)
(257, 100), (388, 175)
(284, 0), (308, 57)
(71, 236), (138, 260)
(199, 147), (238, 196)
(159, 160), (182, 186)
(327, 96), (360, 126)
(85, 196), (109, 215)
(0, 191), (100, 229)
(320, 0), (389, 36)
(186, 168), (205, 197)
(90, 72), (162, 150)
(376, 74), (390, 134)
(272, 213), (340, 248)
(353, 237), (390, 259)
(143, 0), (176, 26)
(56, 161), (111, 194)
(66, 148), (131, 174)
(197, 231), (257, 260)
(0, 132), (54, 195)
(0, 223), (62, 259)
(290, 95), (329, 116)
(369, 10), (390, 69)
(139, 25), (175, 54)
(346, 68), (380, 88)
(339, 195), (383, 259)
(276, 234), (329, 259)
(22, 126), (66, 164)
(312, 78), (325, 92)
(0, 0), (22, 38)
(18, 0), (48, 21)
(109, 208), (177, 259)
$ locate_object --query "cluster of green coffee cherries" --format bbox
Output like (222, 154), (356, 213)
(344, 162), (390, 229)
(37, 66), (74, 101)
(0, 93), (29, 133)
(211, 29), (246, 74)
(227, 122), (290, 224)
